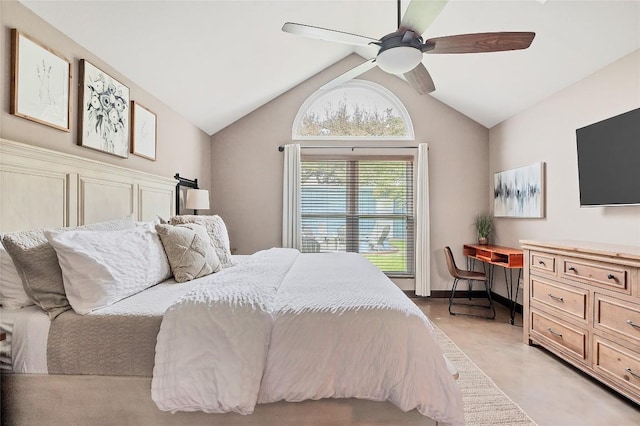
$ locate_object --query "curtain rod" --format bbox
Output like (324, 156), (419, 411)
(277, 145), (419, 152)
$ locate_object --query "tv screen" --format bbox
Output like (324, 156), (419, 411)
(576, 108), (640, 206)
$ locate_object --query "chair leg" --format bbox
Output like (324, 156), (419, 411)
(449, 278), (495, 319)
(449, 278), (459, 315)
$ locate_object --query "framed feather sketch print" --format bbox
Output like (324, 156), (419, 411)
(10, 29), (71, 131)
(78, 59), (130, 158)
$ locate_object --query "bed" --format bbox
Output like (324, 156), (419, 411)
(0, 138), (464, 426)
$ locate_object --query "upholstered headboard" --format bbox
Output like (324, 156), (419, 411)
(0, 138), (175, 233)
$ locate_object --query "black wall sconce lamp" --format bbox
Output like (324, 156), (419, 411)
(175, 173), (209, 215)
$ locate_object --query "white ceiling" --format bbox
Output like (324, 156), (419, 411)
(20, 0), (640, 135)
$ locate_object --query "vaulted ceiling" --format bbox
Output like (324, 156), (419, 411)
(20, 0), (640, 135)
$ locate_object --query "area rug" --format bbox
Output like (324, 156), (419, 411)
(431, 325), (537, 426)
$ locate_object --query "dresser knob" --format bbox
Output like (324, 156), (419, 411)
(538, 260), (545, 265)
(568, 267), (577, 272)
(607, 274), (615, 280)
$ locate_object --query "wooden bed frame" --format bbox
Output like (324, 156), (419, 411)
(0, 138), (439, 425)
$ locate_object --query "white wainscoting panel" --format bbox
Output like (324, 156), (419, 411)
(79, 177), (134, 225)
(0, 166), (68, 232)
(0, 139), (176, 233)
(139, 184), (174, 223)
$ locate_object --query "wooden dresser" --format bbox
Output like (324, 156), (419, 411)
(521, 240), (640, 404)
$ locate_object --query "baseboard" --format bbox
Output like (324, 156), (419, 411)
(423, 290), (523, 313)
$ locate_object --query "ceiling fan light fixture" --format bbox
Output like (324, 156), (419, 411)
(376, 46), (423, 74)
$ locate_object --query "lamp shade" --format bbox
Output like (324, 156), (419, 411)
(185, 189), (210, 211)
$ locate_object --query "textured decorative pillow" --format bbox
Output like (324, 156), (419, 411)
(0, 240), (34, 309)
(45, 224), (171, 315)
(169, 215), (233, 268)
(1, 215), (136, 319)
(155, 223), (221, 283)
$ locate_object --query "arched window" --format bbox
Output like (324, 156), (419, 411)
(292, 80), (414, 140)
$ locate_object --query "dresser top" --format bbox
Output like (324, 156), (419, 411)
(520, 240), (640, 262)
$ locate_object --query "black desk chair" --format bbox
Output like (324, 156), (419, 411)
(444, 246), (495, 319)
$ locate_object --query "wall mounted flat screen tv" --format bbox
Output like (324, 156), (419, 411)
(576, 108), (640, 206)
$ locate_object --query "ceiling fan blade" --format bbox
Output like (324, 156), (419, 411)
(319, 59), (378, 92)
(423, 32), (536, 54)
(403, 63), (435, 95)
(400, 0), (448, 35)
(282, 22), (379, 47)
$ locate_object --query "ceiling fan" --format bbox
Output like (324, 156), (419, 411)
(282, 0), (535, 94)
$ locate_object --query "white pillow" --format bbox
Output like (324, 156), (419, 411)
(45, 225), (171, 314)
(0, 242), (34, 309)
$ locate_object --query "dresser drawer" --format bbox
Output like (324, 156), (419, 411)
(593, 336), (640, 396)
(561, 257), (629, 294)
(531, 277), (587, 322)
(530, 252), (556, 275)
(531, 310), (587, 363)
(594, 294), (640, 346)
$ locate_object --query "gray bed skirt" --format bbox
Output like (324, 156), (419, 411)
(1, 373), (439, 426)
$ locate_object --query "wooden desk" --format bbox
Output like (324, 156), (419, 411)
(463, 244), (523, 268)
(463, 244), (523, 324)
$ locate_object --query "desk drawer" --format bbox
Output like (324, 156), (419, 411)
(593, 336), (640, 396)
(531, 310), (587, 363)
(531, 277), (587, 321)
(561, 257), (629, 295)
(530, 252), (556, 275)
(594, 294), (640, 346)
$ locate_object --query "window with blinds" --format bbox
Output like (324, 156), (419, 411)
(300, 158), (415, 277)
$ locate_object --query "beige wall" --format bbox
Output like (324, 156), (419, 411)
(489, 49), (640, 301)
(211, 54), (489, 291)
(1, 1), (211, 199)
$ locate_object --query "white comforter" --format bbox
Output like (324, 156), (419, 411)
(152, 248), (464, 426)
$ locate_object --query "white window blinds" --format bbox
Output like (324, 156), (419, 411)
(300, 158), (415, 277)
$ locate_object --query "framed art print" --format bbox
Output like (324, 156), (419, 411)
(10, 29), (71, 131)
(494, 162), (545, 218)
(131, 101), (157, 161)
(78, 59), (130, 158)
(493, 162), (544, 218)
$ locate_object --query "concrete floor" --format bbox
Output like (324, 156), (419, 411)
(415, 298), (640, 426)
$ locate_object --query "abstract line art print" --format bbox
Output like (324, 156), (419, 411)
(494, 162), (545, 218)
(10, 29), (71, 131)
(79, 60), (130, 158)
(131, 101), (157, 161)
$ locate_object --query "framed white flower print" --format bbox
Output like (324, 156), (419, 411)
(78, 60), (130, 158)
